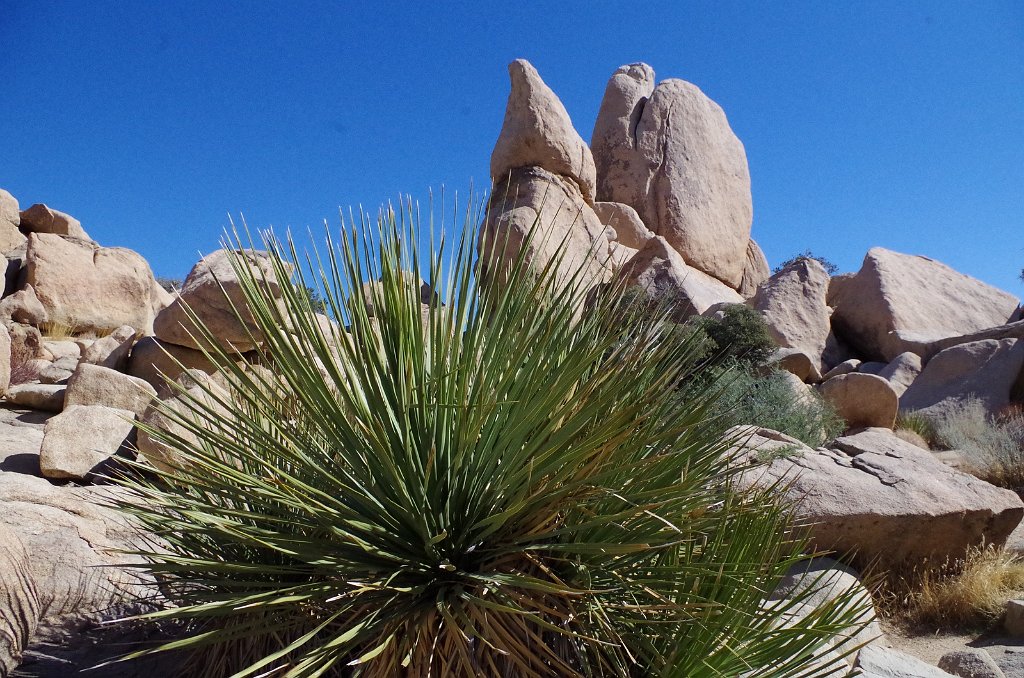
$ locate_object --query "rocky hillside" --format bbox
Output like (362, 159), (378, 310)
(1, 59), (1023, 676)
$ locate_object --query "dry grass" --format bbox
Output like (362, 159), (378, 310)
(932, 400), (1024, 496)
(875, 545), (1024, 632)
(38, 319), (80, 340)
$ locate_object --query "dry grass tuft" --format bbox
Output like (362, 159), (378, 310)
(38, 319), (80, 340)
(932, 399), (1024, 496)
(875, 545), (1024, 632)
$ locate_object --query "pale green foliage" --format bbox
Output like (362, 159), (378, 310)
(113, 198), (871, 677)
(931, 398), (1024, 493)
(708, 369), (846, 448)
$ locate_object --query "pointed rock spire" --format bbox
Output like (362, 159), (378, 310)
(490, 59), (596, 202)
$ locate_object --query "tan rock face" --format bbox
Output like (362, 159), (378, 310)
(127, 335), (218, 395)
(0, 473), (152, 620)
(592, 201), (653, 250)
(490, 59), (597, 202)
(137, 374), (230, 473)
(481, 167), (612, 295)
(24, 233), (159, 335)
(616, 235), (743, 320)
(818, 373), (898, 430)
(737, 239), (770, 298)
(592, 64), (753, 288)
(831, 248), (1019, 361)
(0, 325), (10, 397)
(900, 339), (1024, 419)
(752, 258), (831, 372)
(80, 324), (137, 371)
(39, 404), (135, 480)
(153, 249), (284, 353)
(5, 384), (65, 412)
(18, 203), (90, 240)
(0, 284), (48, 326)
(878, 351), (922, 397)
(65, 363), (156, 417)
(591, 63), (657, 213)
(736, 427), (1024, 569)
(0, 522), (38, 677)
(0, 189), (27, 255)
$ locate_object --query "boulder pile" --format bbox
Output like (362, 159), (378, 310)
(0, 58), (1021, 675)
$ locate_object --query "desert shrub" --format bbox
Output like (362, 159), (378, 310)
(773, 250), (838, 276)
(113, 199), (870, 677)
(876, 544), (1024, 631)
(708, 368), (846, 447)
(930, 398), (1024, 494)
(895, 412), (937, 447)
(691, 303), (776, 369)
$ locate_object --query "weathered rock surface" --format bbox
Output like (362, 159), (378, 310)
(153, 248), (285, 353)
(736, 427), (1024, 568)
(592, 64), (753, 288)
(127, 335), (218, 394)
(0, 190), (27, 255)
(737, 239), (770, 297)
(591, 62), (657, 214)
(822, 359), (861, 381)
(830, 248), (1019, 361)
(4, 384), (65, 413)
(24, 233), (159, 335)
(38, 404), (135, 480)
(856, 645), (956, 677)
(0, 473), (151, 620)
(818, 372), (899, 429)
(136, 373), (230, 472)
(771, 347), (821, 383)
(751, 258), (831, 371)
(481, 166), (612, 294)
(900, 339), (1024, 419)
(79, 324), (136, 371)
(768, 557), (883, 662)
(592, 201), (652, 250)
(18, 204), (90, 240)
(0, 523), (38, 677)
(938, 649), (1006, 678)
(912, 320), (1024, 362)
(490, 59), (596, 202)
(0, 326), (10, 398)
(616, 235), (743, 320)
(65, 363), (155, 417)
(879, 351), (923, 397)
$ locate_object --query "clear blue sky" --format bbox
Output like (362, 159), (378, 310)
(2, 1), (1022, 295)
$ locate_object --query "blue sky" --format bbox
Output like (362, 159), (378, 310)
(2, 1), (1022, 295)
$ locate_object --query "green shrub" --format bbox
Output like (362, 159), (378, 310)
(931, 399), (1024, 494)
(895, 411), (937, 447)
(707, 368), (846, 448)
(691, 303), (777, 369)
(113, 199), (870, 677)
(773, 250), (838, 276)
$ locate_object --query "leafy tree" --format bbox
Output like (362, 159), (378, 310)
(116, 200), (870, 677)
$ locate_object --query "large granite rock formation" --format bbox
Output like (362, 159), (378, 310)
(591, 63), (753, 288)
(830, 248), (1019, 362)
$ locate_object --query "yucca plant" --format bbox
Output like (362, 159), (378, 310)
(111, 195), (872, 677)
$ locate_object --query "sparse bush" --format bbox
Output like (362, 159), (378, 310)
(876, 544), (1024, 631)
(895, 412), (937, 447)
(112, 199), (870, 677)
(773, 250), (838, 276)
(930, 398), (1024, 494)
(708, 368), (846, 447)
(38, 319), (79, 340)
